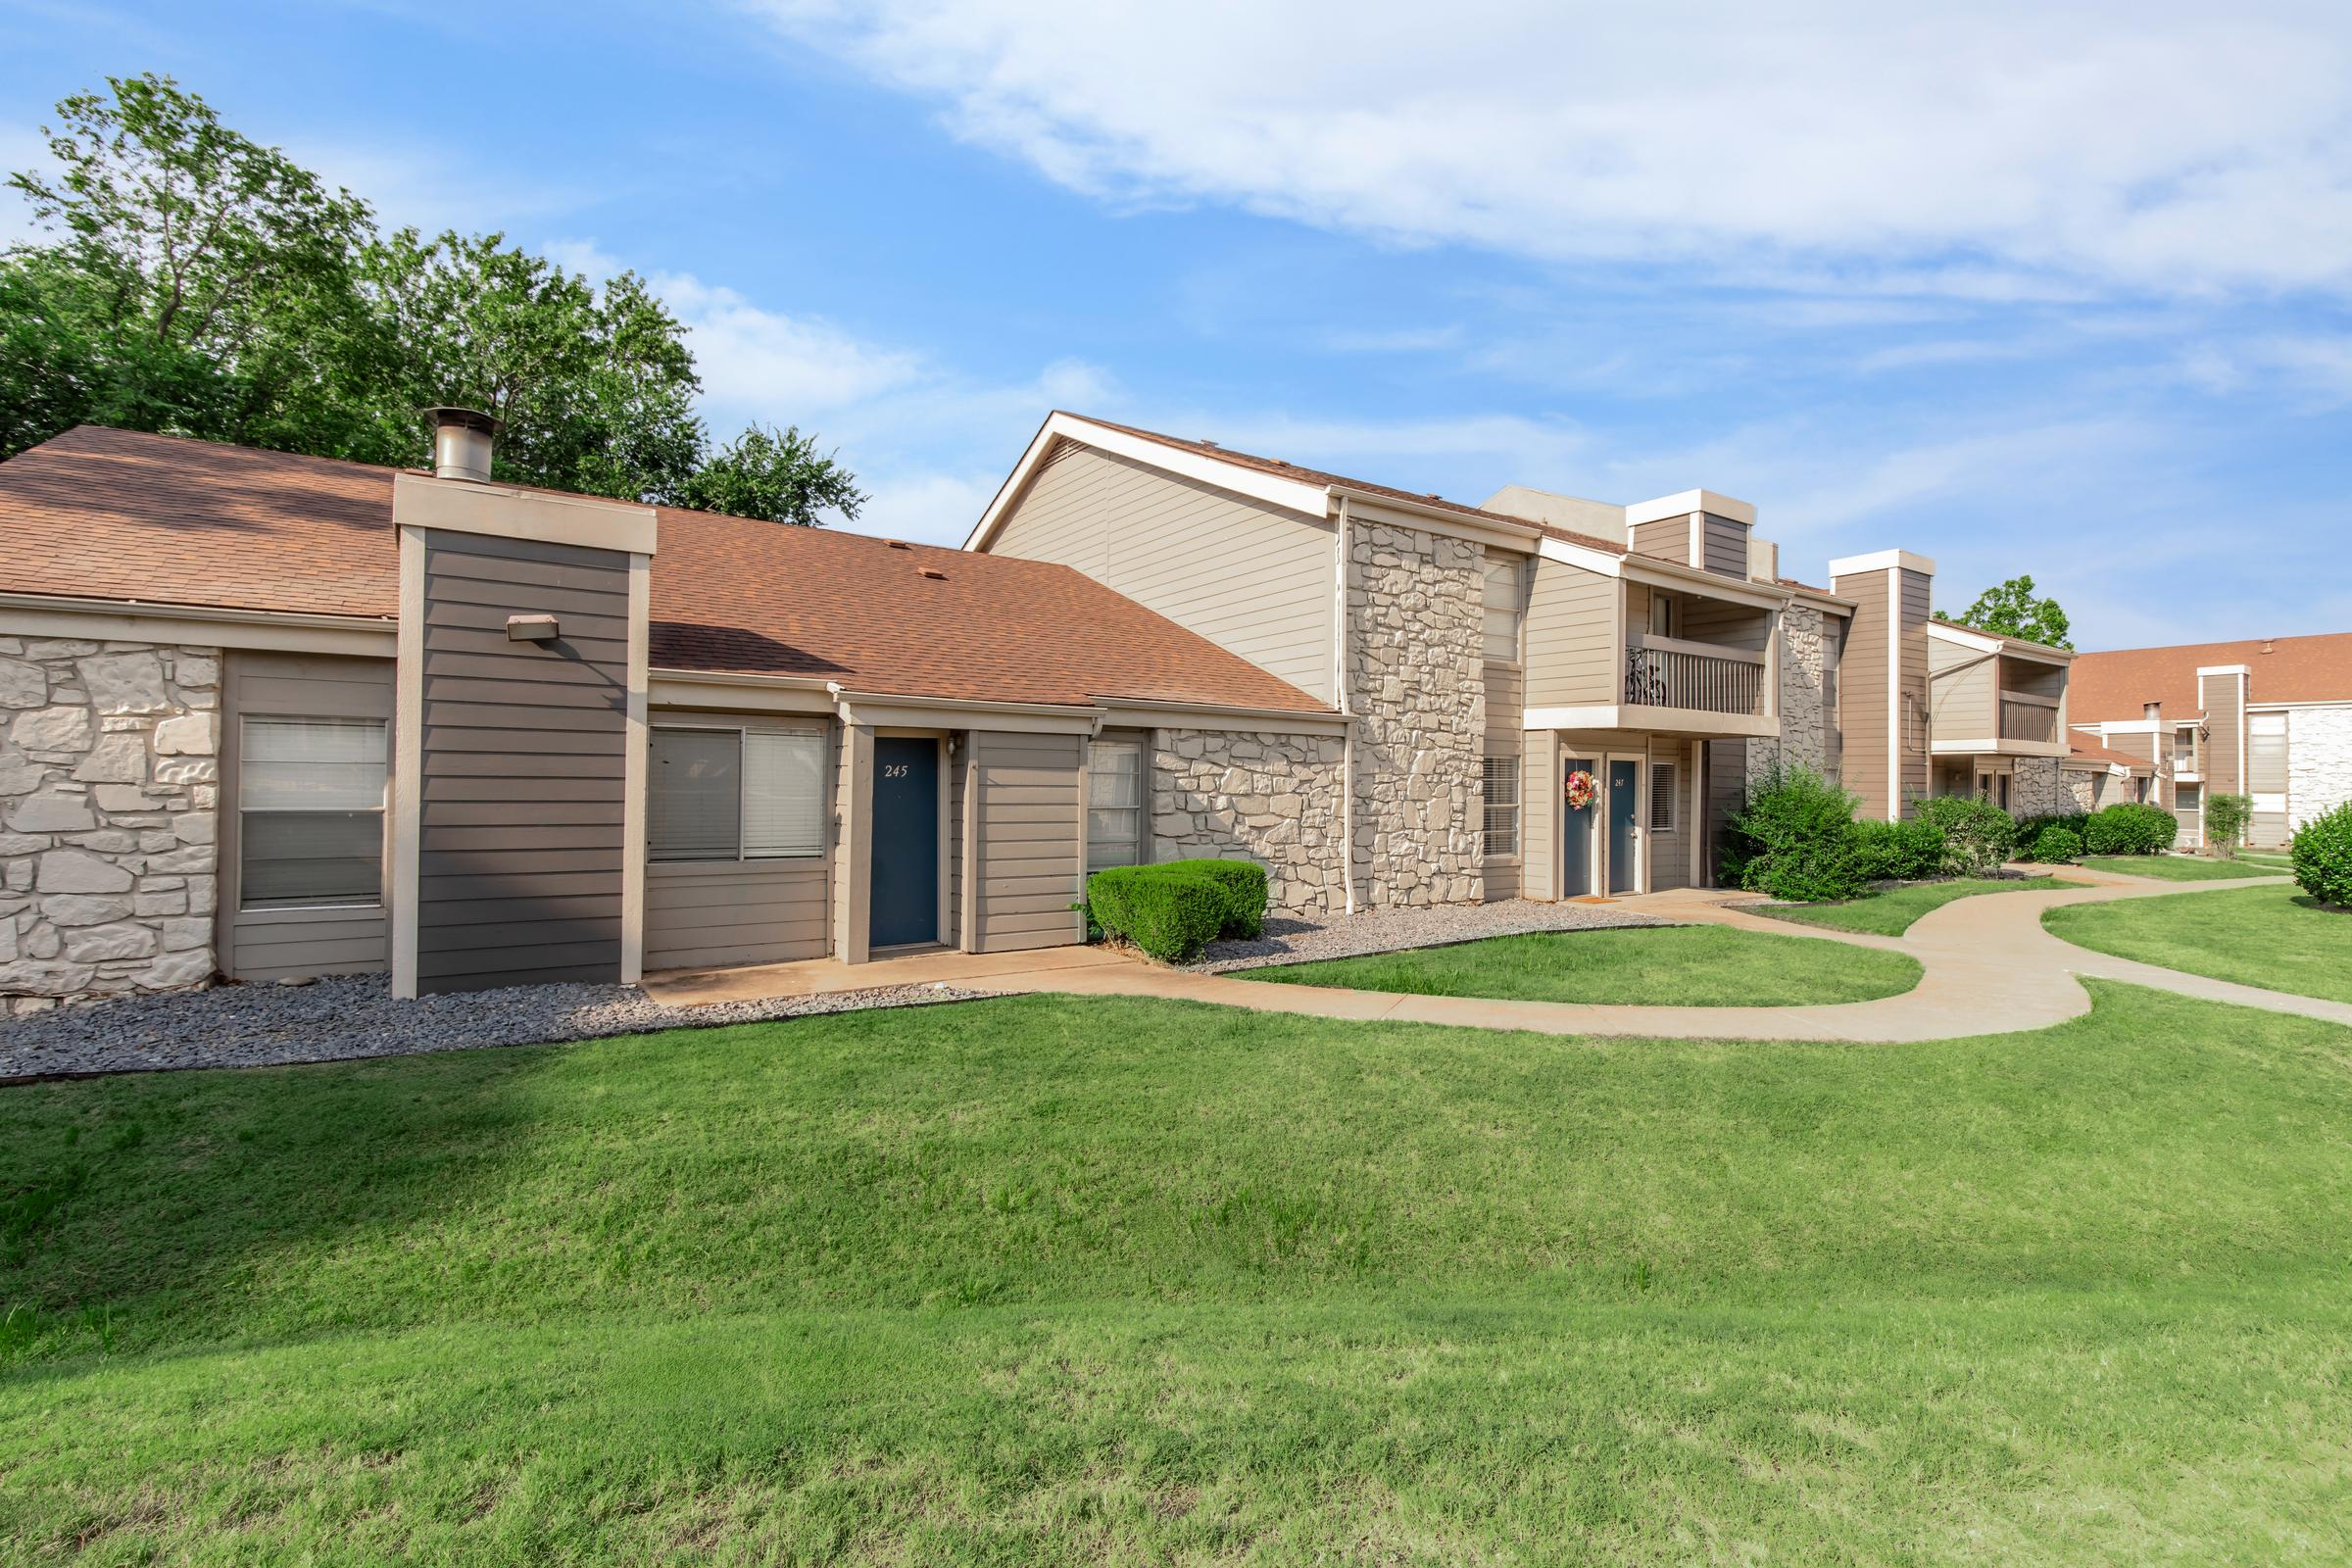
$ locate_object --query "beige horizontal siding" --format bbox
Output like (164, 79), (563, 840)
(1524, 559), (1618, 708)
(972, 731), (1084, 953)
(644, 859), (829, 971)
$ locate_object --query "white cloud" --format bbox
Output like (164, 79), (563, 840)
(751, 0), (2352, 296)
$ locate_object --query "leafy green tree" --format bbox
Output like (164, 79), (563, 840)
(674, 422), (867, 525)
(357, 229), (705, 499)
(0, 73), (385, 462)
(2, 74), (864, 524)
(1937, 574), (2073, 650)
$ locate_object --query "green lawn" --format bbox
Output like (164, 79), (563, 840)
(2079, 855), (2290, 882)
(1234, 922), (1920, 1004)
(6, 986), (2352, 1563)
(1757, 875), (2069, 937)
(2046, 881), (2352, 1004)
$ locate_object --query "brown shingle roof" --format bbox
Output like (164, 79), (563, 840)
(1064, 413), (1631, 555)
(0, 426), (1329, 714)
(2070, 634), (2352, 722)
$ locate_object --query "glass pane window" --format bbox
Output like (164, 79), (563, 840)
(1086, 739), (1144, 872)
(1649, 762), (1678, 832)
(1482, 557), (1523, 661)
(239, 717), (386, 909)
(743, 731), (827, 858)
(1481, 757), (1520, 858)
(649, 728), (742, 861)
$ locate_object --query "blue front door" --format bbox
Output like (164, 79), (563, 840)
(869, 737), (939, 948)
(1562, 755), (1596, 897)
(1607, 759), (1641, 894)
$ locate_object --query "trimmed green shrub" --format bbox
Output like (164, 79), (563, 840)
(1164, 857), (1270, 939)
(1085, 865), (1230, 962)
(2204, 792), (2252, 858)
(1723, 764), (1869, 903)
(2290, 801), (2352, 907)
(2083, 802), (2179, 857)
(2015, 811), (2089, 850)
(1916, 794), (2019, 876)
(2028, 824), (2082, 864)
(1848, 817), (1946, 882)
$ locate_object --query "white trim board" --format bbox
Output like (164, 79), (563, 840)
(0, 594), (395, 657)
(388, 525), (427, 1000)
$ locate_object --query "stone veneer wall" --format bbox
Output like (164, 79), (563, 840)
(1151, 729), (1348, 912)
(0, 637), (220, 1011)
(1347, 522), (1484, 906)
(2061, 768), (2100, 812)
(2008, 757), (2066, 817)
(1743, 604), (1830, 788)
(2287, 704), (2352, 831)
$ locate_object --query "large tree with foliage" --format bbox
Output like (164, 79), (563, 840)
(2, 74), (859, 523)
(1937, 574), (2073, 650)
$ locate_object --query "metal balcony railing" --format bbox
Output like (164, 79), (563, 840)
(1625, 636), (1766, 716)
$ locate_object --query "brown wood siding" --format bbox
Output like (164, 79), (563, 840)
(1700, 514), (1748, 579)
(971, 730), (1084, 953)
(1523, 559), (1618, 708)
(1705, 738), (1745, 883)
(1835, 570), (1892, 818)
(1521, 729), (1558, 900)
(1897, 569), (1933, 814)
(1648, 738), (1694, 891)
(2198, 672), (2243, 793)
(1628, 516), (1690, 565)
(988, 443), (1337, 702)
(1483, 660), (1525, 900)
(948, 732), (967, 948)
(416, 532), (628, 992)
(219, 651), (395, 982)
(640, 713), (834, 972)
(1678, 597), (1771, 652)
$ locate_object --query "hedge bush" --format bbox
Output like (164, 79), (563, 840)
(1083, 858), (1271, 961)
(2290, 801), (2352, 907)
(1165, 857), (1270, 939)
(2028, 824), (2082, 864)
(1848, 817), (1946, 882)
(1916, 794), (2019, 876)
(2204, 792), (2253, 858)
(2016, 811), (2089, 850)
(2082, 802), (2178, 857)
(1723, 764), (1871, 903)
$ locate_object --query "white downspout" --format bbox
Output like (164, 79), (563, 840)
(1334, 495), (1356, 916)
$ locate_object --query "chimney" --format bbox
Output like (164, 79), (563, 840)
(2261, 638), (2275, 655)
(423, 407), (501, 483)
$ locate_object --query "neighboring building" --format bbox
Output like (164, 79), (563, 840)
(2068, 633), (2352, 849)
(1923, 617), (2074, 816)
(0, 421), (1342, 1009)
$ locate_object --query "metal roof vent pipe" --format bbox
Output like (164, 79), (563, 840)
(423, 406), (501, 483)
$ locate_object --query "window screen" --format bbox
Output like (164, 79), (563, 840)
(1482, 756), (1520, 858)
(239, 717), (387, 909)
(1648, 761), (1678, 832)
(649, 728), (742, 861)
(743, 731), (826, 858)
(1482, 557), (1523, 661)
(1086, 738), (1144, 871)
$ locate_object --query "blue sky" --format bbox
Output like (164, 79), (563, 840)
(4, 0), (2348, 649)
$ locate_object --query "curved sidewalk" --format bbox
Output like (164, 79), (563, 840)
(966, 870), (2352, 1042)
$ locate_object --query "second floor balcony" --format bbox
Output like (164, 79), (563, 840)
(1625, 634), (1767, 717)
(1997, 691), (2059, 744)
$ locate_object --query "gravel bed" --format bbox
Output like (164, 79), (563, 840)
(0, 974), (988, 1082)
(1190, 897), (1668, 973)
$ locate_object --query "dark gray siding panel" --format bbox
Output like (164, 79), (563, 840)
(1701, 514), (1749, 579)
(416, 531), (629, 994)
(219, 651), (396, 982)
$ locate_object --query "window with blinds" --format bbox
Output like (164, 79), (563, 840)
(2250, 712), (2287, 810)
(1481, 756), (1520, 858)
(1482, 557), (1524, 661)
(239, 716), (388, 908)
(650, 726), (826, 861)
(1086, 737), (1144, 872)
(1649, 760), (1678, 832)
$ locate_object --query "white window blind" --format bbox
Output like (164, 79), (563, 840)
(1482, 557), (1523, 661)
(649, 728), (742, 861)
(1086, 738), (1144, 872)
(239, 717), (387, 909)
(2250, 713), (2287, 809)
(744, 731), (827, 858)
(1481, 757), (1520, 858)
(1649, 761), (1678, 832)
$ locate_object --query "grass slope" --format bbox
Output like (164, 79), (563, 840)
(2078, 855), (2290, 882)
(6, 986), (2352, 1563)
(2046, 882), (2352, 1004)
(1235, 922), (1920, 1004)
(1758, 875), (2067, 937)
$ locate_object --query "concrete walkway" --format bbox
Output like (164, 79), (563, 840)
(644, 868), (2351, 1043)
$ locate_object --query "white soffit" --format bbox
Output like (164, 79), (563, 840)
(1626, 488), (1756, 527)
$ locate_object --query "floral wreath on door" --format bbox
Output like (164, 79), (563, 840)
(1564, 769), (1597, 810)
